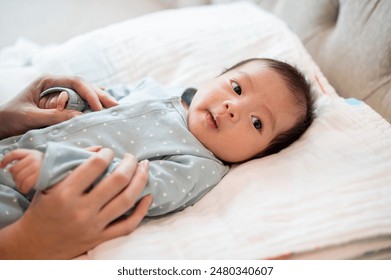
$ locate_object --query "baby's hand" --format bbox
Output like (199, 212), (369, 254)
(0, 149), (44, 194)
(85, 145), (103, 153)
(38, 90), (69, 110)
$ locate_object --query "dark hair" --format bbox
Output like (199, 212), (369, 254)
(223, 58), (314, 158)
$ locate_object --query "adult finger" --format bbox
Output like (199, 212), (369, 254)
(99, 160), (149, 224)
(38, 95), (49, 109)
(68, 77), (103, 111)
(49, 148), (115, 195)
(67, 80), (117, 109)
(36, 75), (102, 111)
(48, 95), (59, 109)
(57, 91), (69, 111)
(89, 153), (138, 206)
(93, 85), (118, 109)
(36, 75), (119, 111)
(101, 195), (153, 242)
(29, 108), (82, 127)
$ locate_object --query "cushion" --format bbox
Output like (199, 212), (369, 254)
(258, 0), (391, 122)
(30, 2), (335, 100)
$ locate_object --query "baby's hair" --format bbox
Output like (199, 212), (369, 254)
(223, 58), (314, 158)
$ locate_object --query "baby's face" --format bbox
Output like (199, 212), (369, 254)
(187, 61), (300, 163)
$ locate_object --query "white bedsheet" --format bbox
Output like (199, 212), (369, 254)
(1, 3), (390, 259)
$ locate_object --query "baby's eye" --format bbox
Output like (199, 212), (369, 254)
(251, 116), (263, 130)
(231, 81), (242, 95)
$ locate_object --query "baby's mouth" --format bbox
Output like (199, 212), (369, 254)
(206, 111), (218, 129)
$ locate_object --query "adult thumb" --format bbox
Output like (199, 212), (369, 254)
(34, 109), (83, 127)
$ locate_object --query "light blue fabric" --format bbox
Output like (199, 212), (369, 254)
(0, 78), (229, 228)
(344, 98), (363, 106)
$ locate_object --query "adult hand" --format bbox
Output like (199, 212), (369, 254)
(0, 74), (118, 139)
(0, 148), (151, 259)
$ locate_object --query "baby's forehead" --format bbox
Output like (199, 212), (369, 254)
(232, 60), (269, 74)
(233, 63), (285, 88)
(236, 63), (301, 110)
(228, 63), (281, 85)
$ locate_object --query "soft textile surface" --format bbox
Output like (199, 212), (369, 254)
(258, 0), (391, 122)
(29, 3), (334, 99)
(1, 3), (390, 259)
(89, 96), (391, 259)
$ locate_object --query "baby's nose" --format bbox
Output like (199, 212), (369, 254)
(224, 101), (240, 122)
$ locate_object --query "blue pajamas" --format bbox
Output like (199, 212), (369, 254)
(0, 78), (229, 229)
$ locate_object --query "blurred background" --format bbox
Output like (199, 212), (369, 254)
(0, 0), (218, 49)
(0, 0), (263, 49)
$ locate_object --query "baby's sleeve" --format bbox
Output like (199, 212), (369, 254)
(0, 184), (30, 229)
(139, 155), (228, 216)
(34, 142), (119, 191)
(40, 87), (89, 112)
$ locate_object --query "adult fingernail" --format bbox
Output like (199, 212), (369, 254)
(139, 159), (149, 169)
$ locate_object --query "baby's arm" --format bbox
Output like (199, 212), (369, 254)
(0, 149), (43, 194)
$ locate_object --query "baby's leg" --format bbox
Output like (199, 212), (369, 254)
(0, 149), (43, 194)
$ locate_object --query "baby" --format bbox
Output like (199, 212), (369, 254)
(0, 58), (313, 222)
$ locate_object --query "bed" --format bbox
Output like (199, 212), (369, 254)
(0, 1), (390, 259)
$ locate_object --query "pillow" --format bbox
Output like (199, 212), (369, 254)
(31, 2), (335, 100)
(5, 2), (391, 259)
(258, 0), (391, 122)
(0, 67), (40, 104)
(0, 38), (42, 104)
